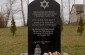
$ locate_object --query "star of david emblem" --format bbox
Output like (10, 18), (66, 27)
(40, 0), (49, 9)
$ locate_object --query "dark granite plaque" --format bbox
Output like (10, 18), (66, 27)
(28, 0), (61, 55)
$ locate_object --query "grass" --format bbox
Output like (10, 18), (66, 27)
(0, 25), (85, 55)
(0, 27), (28, 55)
(61, 25), (85, 55)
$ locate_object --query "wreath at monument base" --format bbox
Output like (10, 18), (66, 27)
(43, 51), (60, 55)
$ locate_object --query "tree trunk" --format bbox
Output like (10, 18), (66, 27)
(74, 0), (75, 4)
(68, 0), (70, 24)
(5, 15), (10, 27)
(83, 0), (85, 20)
(61, 0), (64, 22)
(21, 0), (25, 26)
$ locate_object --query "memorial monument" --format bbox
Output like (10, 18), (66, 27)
(28, 0), (61, 55)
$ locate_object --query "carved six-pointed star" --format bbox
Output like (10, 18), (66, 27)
(40, 0), (49, 9)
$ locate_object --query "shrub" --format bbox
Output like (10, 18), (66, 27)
(10, 17), (17, 36)
(77, 16), (84, 35)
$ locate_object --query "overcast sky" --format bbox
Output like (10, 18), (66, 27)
(0, 0), (27, 20)
(0, 0), (83, 22)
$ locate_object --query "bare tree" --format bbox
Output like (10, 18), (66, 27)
(74, 0), (75, 4)
(3, 0), (16, 27)
(68, 0), (70, 24)
(2, 0), (21, 27)
(20, 0), (25, 26)
(61, 0), (64, 22)
(4, 5), (11, 27)
(83, 0), (85, 20)
(0, 12), (5, 28)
